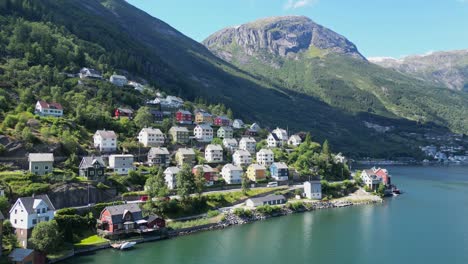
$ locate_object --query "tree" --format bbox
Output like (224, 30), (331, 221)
(241, 172), (250, 194)
(0, 196), (9, 216)
(377, 183), (386, 197)
(29, 220), (62, 254)
(194, 168), (206, 196)
(211, 138), (223, 145)
(134, 106), (153, 128)
(176, 164), (195, 200)
(322, 139), (330, 156)
(146, 167), (168, 198)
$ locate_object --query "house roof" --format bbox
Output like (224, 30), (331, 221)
(193, 164), (214, 173)
(177, 148), (195, 155)
(206, 144), (223, 151)
(147, 214), (163, 223)
(177, 110), (192, 115)
(109, 154), (134, 159)
(249, 164), (266, 170)
(223, 138), (238, 145)
(233, 119), (244, 124)
(37, 100), (63, 110)
(258, 149), (274, 155)
(170, 126), (189, 133)
(197, 112), (212, 117)
(110, 74), (127, 80)
(164, 167), (180, 174)
(272, 162), (288, 169)
(240, 137), (256, 143)
(11, 194), (55, 214)
(28, 153), (54, 162)
(9, 248), (34, 262)
(140, 127), (163, 135)
(102, 203), (143, 224)
(219, 126), (233, 132)
(216, 116), (230, 121)
(196, 124), (212, 130)
(79, 156), (105, 169)
(248, 195), (286, 203)
(95, 130), (117, 139)
(234, 149), (251, 157)
(81, 67), (101, 76)
(268, 133), (279, 141)
(148, 147), (170, 155)
(116, 108), (133, 114)
(223, 163), (243, 171)
(289, 135), (302, 141)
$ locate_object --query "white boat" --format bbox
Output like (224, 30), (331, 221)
(120, 241), (136, 250)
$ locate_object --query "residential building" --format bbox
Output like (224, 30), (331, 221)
(79, 67), (102, 79)
(239, 137), (256, 154)
(9, 248), (38, 264)
(176, 110), (192, 124)
(138, 128), (165, 147)
(93, 130), (118, 152)
(128, 81), (144, 91)
(97, 204), (145, 236)
(250, 123), (261, 132)
(223, 138), (238, 152)
(244, 129), (258, 136)
(194, 124), (213, 142)
(246, 164), (266, 182)
(109, 74), (128, 86)
(150, 109), (164, 122)
(246, 195), (286, 207)
(195, 112), (213, 125)
(34, 101), (63, 117)
(288, 135), (302, 147)
(256, 149), (274, 167)
(270, 162), (289, 181)
(169, 126), (190, 144)
(232, 150), (252, 167)
(193, 165), (215, 184)
(233, 119), (244, 129)
(361, 169), (383, 191)
(79, 156), (106, 181)
(10, 194), (56, 248)
(271, 127), (288, 146)
(205, 144), (223, 163)
(166, 96), (184, 107)
(164, 167), (180, 189)
(221, 164), (243, 184)
(304, 181), (322, 199)
(217, 126), (233, 139)
(267, 133), (280, 148)
(214, 116), (231, 127)
(114, 108), (134, 119)
(373, 167), (391, 186)
(147, 147), (170, 167)
(28, 153), (54, 175)
(108, 154), (134, 175)
(175, 148), (196, 166)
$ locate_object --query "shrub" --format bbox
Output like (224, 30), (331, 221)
(207, 210), (220, 218)
(287, 201), (305, 211)
(256, 205), (281, 216)
(233, 208), (253, 218)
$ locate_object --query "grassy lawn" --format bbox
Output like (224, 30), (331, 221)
(204, 187), (286, 208)
(167, 215), (222, 230)
(74, 235), (108, 247)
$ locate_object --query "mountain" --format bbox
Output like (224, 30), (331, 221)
(0, 1), (465, 158)
(369, 50), (468, 91)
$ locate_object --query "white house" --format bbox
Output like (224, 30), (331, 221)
(138, 128), (165, 147)
(221, 164), (243, 184)
(164, 167), (180, 190)
(194, 124), (213, 142)
(250, 123), (261, 132)
(246, 195), (286, 207)
(256, 149), (275, 167)
(79, 67), (102, 79)
(108, 154), (134, 175)
(28, 153), (54, 175)
(10, 194), (56, 248)
(93, 130), (118, 152)
(109, 74), (128, 87)
(288, 135), (302, 147)
(239, 137), (256, 154)
(223, 138), (238, 152)
(166, 96), (184, 107)
(304, 181), (322, 199)
(205, 144), (223, 163)
(232, 150), (252, 166)
(35, 101), (63, 117)
(361, 169), (384, 190)
(272, 127), (288, 146)
(217, 126), (233, 139)
(267, 133), (280, 148)
(233, 119), (244, 129)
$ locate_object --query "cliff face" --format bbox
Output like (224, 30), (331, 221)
(203, 16), (365, 62)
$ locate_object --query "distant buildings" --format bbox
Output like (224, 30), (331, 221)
(205, 144), (223, 163)
(169, 126), (190, 144)
(361, 167), (391, 190)
(256, 149), (274, 167)
(79, 156), (106, 181)
(79, 67), (102, 79)
(114, 108), (134, 119)
(214, 116), (231, 127)
(233, 119), (244, 129)
(176, 110), (192, 124)
(223, 138), (238, 152)
(138, 128), (165, 147)
(246, 195), (286, 207)
(164, 167), (180, 189)
(194, 124), (213, 142)
(109, 74), (128, 87)
(233, 150), (252, 167)
(246, 164), (266, 182)
(221, 164), (243, 184)
(217, 126), (233, 139)
(304, 181), (322, 199)
(175, 148), (196, 166)
(239, 137), (256, 154)
(270, 162), (289, 181)
(288, 135), (302, 147)
(195, 112), (213, 125)
(93, 130), (118, 152)
(35, 101), (63, 117)
(108, 154), (134, 175)
(147, 147), (170, 167)
(193, 164), (215, 185)
(28, 153), (54, 175)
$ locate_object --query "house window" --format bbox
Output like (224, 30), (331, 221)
(90, 171), (95, 176)
(14, 219), (17, 224)
(34, 166), (39, 170)
(45, 166), (49, 170)
(37, 209), (40, 214)
(15, 209), (17, 214)
(45, 216), (49, 221)
(98, 170), (102, 175)
(32, 219), (37, 225)
(42, 208), (46, 213)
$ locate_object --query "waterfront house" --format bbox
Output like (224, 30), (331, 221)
(164, 167), (180, 189)
(246, 195), (286, 207)
(288, 135), (302, 147)
(257, 149), (274, 167)
(114, 108), (134, 119)
(8, 248), (37, 264)
(267, 133), (280, 148)
(214, 116), (232, 127)
(109, 74), (128, 87)
(175, 148), (196, 166)
(176, 110), (192, 124)
(79, 67), (102, 79)
(97, 204), (147, 236)
(217, 126), (233, 139)
(28, 153), (54, 175)
(10, 194), (56, 248)
(108, 154), (134, 175)
(304, 181), (322, 199)
(250, 123), (261, 132)
(233, 119), (244, 129)
(93, 130), (118, 152)
(223, 138), (238, 152)
(193, 165), (216, 184)
(195, 112), (213, 125)
(373, 167), (391, 186)
(270, 162), (289, 181)
(221, 164), (243, 184)
(34, 101), (63, 117)
(194, 124), (213, 142)
(205, 144), (223, 163)
(169, 126), (190, 144)
(147, 147), (170, 167)
(147, 215), (166, 229)
(361, 169), (383, 191)
(239, 137), (257, 154)
(246, 164), (266, 182)
(138, 127), (165, 147)
(233, 150), (252, 167)
(79, 156), (106, 181)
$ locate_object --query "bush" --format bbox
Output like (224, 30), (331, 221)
(55, 208), (78, 216)
(287, 201), (305, 211)
(207, 210), (220, 218)
(96, 182), (110, 190)
(233, 208), (253, 218)
(256, 205), (281, 216)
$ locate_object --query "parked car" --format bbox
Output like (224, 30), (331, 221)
(267, 182), (278, 187)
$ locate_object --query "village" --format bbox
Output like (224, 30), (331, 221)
(1, 68), (396, 263)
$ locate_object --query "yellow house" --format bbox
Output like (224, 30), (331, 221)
(195, 112), (213, 124)
(246, 164), (266, 182)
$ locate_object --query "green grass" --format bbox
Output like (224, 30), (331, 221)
(74, 235), (108, 247)
(167, 215), (221, 230)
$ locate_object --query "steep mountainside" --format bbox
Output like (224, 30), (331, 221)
(369, 50), (468, 91)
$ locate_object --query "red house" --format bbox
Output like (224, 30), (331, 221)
(192, 165), (215, 183)
(176, 110), (192, 124)
(374, 168), (391, 186)
(147, 215), (166, 229)
(114, 108), (134, 119)
(214, 116), (231, 126)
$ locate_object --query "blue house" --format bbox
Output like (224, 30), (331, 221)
(270, 162), (289, 181)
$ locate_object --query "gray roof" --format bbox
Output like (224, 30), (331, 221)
(102, 203), (143, 224)
(79, 156), (105, 169)
(165, 167), (180, 174)
(223, 163), (243, 171)
(272, 162), (288, 169)
(9, 248), (34, 262)
(249, 164), (266, 170)
(110, 74), (127, 80)
(196, 124), (212, 130)
(170, 126), (189, 133)
(218, 126), (233, 132)
(206, 144), (223, 151)
(177, 148), (195, 155)
(234, 149), (251, 156)
(140, 127), (164, 135)
(269, 133), (280, 141)
(95, 130), (117, 139)
(178, 110), (192, 115)
(248, 195), (286, 203)
(194, 164), (214, 172)
(258, 149), (274, 155)
(240, 137), (256, 143)
(28, 153), (54, 162)
(289, 135), (302, 141)
(148, 147), (170, 155)
(12, 194), (55, 214)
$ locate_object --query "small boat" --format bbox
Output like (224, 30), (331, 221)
(120, 241), (136, 250)
(392, 188), (401, 195)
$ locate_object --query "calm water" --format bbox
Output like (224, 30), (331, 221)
(68, 166), (468, 264)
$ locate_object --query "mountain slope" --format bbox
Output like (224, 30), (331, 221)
(203, 16), (468, 134)
(369, 50), (468, 91)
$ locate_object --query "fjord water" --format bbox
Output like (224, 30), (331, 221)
(68, 166), (468, 264)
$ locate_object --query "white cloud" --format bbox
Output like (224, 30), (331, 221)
(284, 0), (318, 10)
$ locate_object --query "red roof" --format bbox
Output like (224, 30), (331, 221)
(38, 100), (63, 110)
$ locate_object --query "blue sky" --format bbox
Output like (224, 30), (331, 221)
(127, 0), (468, 58)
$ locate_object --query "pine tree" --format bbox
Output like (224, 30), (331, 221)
(322, 139), (330, 156)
